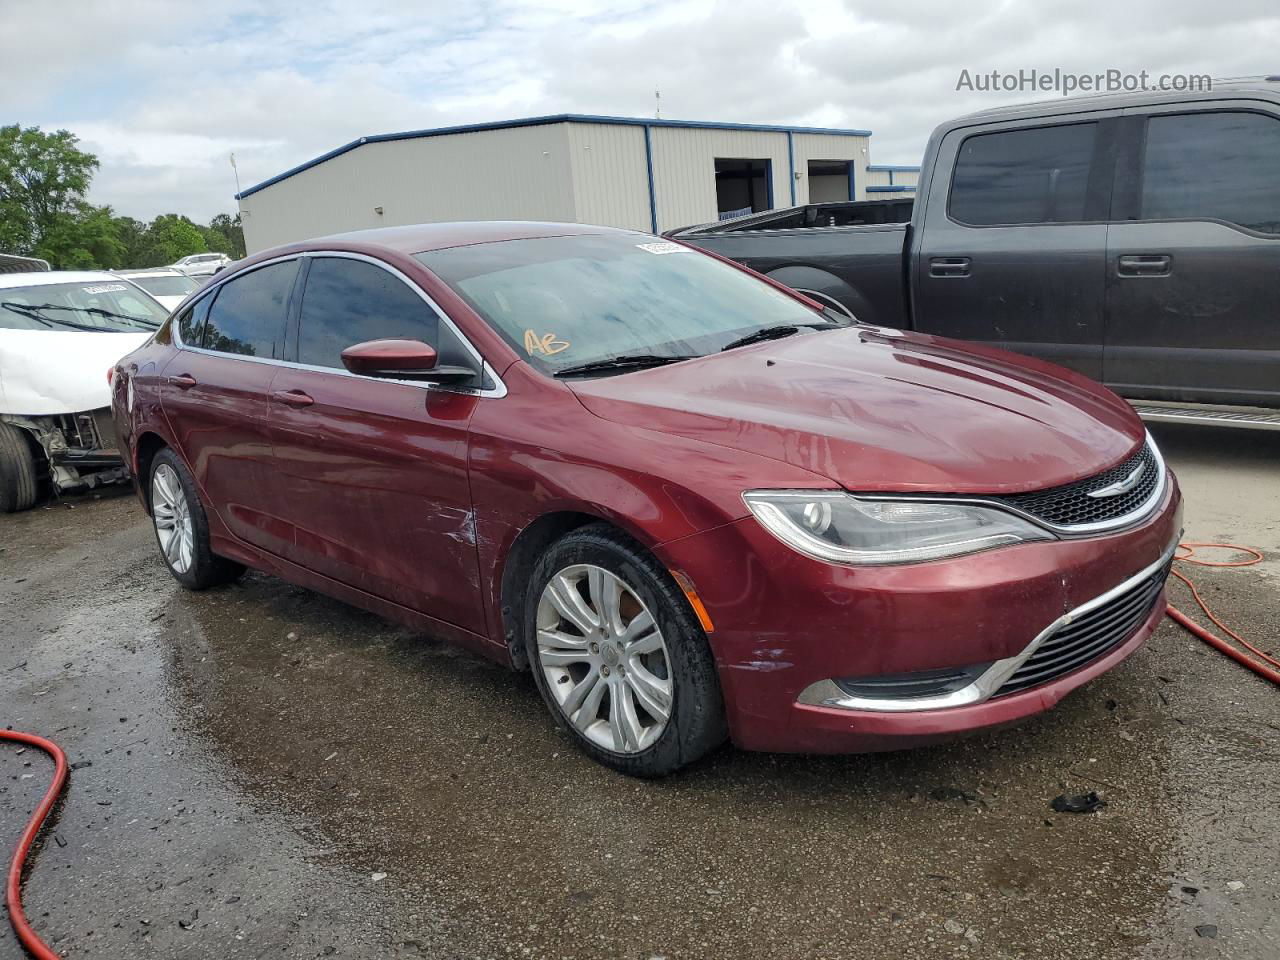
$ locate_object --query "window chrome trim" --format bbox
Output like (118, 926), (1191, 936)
(795, 534), (1179, 713)
(170, 250), (507, 399)
(855, 432), (1168, 538)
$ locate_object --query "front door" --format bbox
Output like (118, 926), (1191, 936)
(1104, 105), (1280, 406)
(266, 254), (486, 633)
(912, 116), (1119, 379)
(161, 259), (299, 554)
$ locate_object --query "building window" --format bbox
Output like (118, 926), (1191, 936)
(807, 160), (853, 202)
(715, 159), (771, 219)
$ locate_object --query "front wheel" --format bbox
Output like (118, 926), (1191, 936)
(148, 448), (244, 590)
(525, 525), (726, 777)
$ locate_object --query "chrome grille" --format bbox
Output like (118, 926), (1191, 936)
(994, 558), (1172, 697)
(993, 441), (1159, 529)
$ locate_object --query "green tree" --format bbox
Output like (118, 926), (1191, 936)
(134, 214), (207, 267)
(0, 125), (100, 258)
(207, 212), (246, 258)
(36, 202), (126, 269)
(112, 215), (148, 265)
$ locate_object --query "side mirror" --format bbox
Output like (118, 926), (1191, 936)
(340, 338), (475, 382)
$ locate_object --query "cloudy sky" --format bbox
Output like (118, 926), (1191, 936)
(4, 0), (1278, 222)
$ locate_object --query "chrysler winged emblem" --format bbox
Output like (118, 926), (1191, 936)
(1086, 463), (1146, 499)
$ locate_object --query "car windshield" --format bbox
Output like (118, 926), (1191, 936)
(415, 233), (834, 375)
(128, 274), (197, 297)
(0, 280), (169, 332)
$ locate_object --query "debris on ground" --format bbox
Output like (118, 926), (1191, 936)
(1194, 924), (1218, 939)
(1050, 791), (1107, 814)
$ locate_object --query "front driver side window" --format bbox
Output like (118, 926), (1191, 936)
(296, 256), (441, 369)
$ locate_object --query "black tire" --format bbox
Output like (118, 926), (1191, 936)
(148, 447), (245, 590)
(0, 422), (39, 513)
(524, 524), (726, 777)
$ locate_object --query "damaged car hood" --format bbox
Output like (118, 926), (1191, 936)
(568, 326), (1146, 495)
(0, 328), (151, 415)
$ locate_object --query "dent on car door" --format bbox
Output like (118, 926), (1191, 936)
(1104, 106), (1280, 407)
(161, 259), (299, 554)
(266, 255), (486, 633)
(912, 117), (1118, 379)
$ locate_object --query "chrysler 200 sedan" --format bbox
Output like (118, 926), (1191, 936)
(111, 221), (1182, 777)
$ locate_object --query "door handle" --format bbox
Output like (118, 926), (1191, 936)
(929, 257), (971, 278)
(271, 389), (315, 408)
(1117, 254), (1172, 277)
(168, 373), (197, 389)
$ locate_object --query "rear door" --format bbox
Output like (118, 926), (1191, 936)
(912, 114), (1120, 379)
(162, 258), (300, 555)
(1104, 104), (1280, 406)
(266, 253), (487, 632)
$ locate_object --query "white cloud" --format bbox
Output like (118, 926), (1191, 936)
(3, 0), (1279, 222)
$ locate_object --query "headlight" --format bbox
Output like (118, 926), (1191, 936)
(742, 490), (1054, 565)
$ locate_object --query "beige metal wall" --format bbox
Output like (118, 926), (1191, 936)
(566, 123), (653, 232)
(240, 123), (578, 252)
(790, 133), (871, 204)
(648, 127), (791, 232)
(240, 121), (879, 251)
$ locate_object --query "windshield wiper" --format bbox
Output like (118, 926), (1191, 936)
(1, 301), (106, 332)
(554, 354), (697, 378)
(18, 301), (160, 329)
(720, 319), (850, 352)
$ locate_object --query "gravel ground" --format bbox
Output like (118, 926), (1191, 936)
(2, 422), (1277, 959)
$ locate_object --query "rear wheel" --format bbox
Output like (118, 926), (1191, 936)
(525, 525), (726, 777)
(148, 448), (244, 589)
(0, 422), (38, 513)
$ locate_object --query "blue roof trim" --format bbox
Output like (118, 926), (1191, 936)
(236, 113), (874, 199)
(866, 185), (914, 193)
(866, 164), (921, 172)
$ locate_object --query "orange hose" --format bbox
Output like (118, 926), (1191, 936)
(2, 729), (67, 960)
(1165, 542), (1280, 687)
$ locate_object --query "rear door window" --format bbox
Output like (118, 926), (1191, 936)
(1139, 110), (1280, 235)
(201, 260), (298, 358)
(950, 122), (1098, 225)
(296, 257), (439, 369)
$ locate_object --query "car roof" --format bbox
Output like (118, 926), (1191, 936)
(950, 76), (1280, 125)
(115, 268), (187, 277)
(307, 220), (643, 256)
(0, 269), (132, 290)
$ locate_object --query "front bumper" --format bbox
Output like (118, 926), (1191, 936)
(656, 473), (1182, 753)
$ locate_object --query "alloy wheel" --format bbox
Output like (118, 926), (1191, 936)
(536, 564), (673, 754)
(151, 463), (194, 574)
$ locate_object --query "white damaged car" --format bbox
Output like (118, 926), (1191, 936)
(0, 271), (167, 511)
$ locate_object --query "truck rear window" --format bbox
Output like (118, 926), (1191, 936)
(949, 122), (1097, 226)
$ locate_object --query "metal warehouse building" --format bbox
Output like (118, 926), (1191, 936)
(236, 114), (892, 253)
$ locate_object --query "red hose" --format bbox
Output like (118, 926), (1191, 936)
(3, 730), (68, 960)
(1165, 542), (1280, 688)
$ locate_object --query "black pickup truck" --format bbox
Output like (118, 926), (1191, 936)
(669, 78), (1280, 427)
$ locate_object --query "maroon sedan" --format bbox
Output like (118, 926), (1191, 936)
(111, 222), (1182, 776)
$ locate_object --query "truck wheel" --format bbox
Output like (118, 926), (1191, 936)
(0, 422), (39, 513)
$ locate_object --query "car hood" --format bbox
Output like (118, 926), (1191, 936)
(0, 328), (151, 416)
(567, 327), (1146, 494)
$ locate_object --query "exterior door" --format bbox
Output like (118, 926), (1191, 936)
(266, 254), (486, 632)
(912, 116), (1120, 379)
(161, 259), (299, 554)
(1104, 105), (1280, 407)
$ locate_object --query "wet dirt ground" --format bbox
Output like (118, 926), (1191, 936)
(2, 422), (1278, 959)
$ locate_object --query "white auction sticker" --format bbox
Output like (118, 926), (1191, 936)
(81, 284), (129, 294)
(635, 241), (691, 255)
